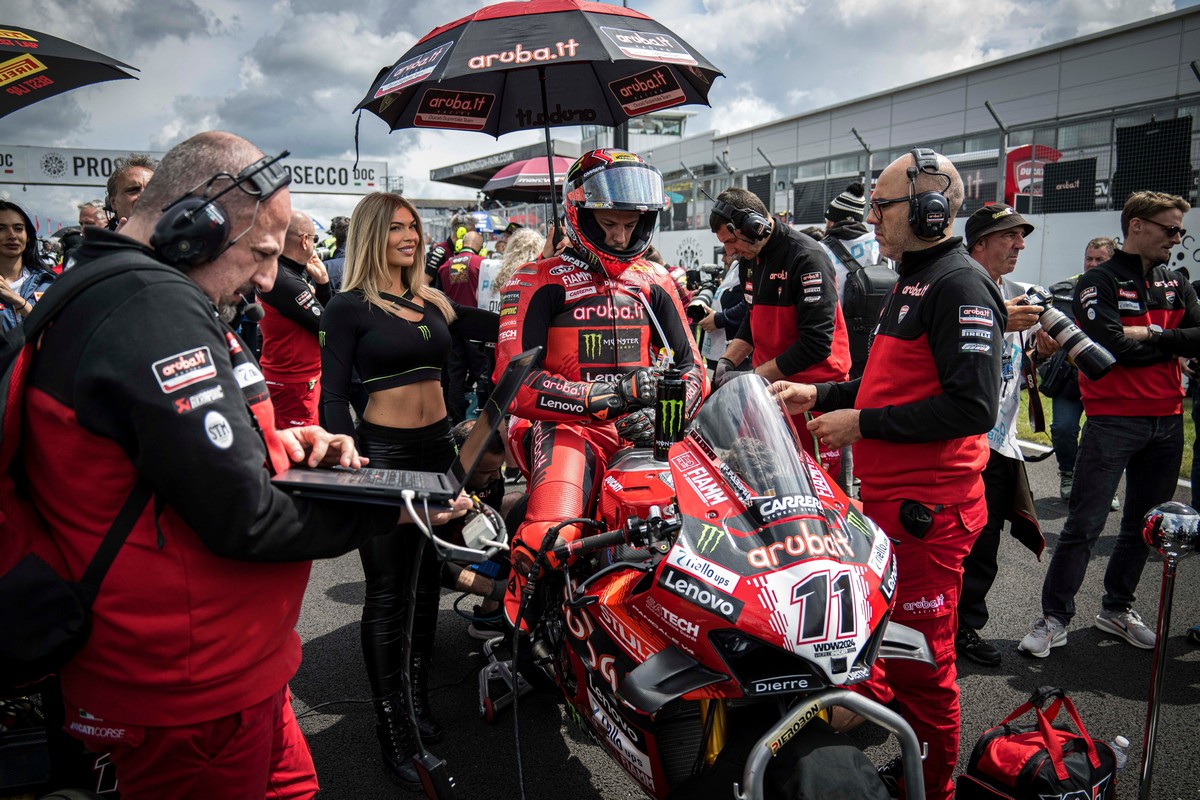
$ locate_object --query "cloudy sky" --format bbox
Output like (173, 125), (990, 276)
(0, 0), (1191, 230)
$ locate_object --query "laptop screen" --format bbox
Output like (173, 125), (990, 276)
(444, 347), (539, 494)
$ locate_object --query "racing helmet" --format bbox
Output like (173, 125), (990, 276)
(562, 149), (665, 279)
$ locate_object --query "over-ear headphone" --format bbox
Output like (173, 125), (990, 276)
(712, 198), (771, 242)
(906, 147), (952, 240)
(151, 150), (291, 269)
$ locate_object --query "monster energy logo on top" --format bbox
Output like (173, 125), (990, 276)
(696, 523), (725, 554)
(417, 325), (431, 341)
(658, 397), (683, 438)
(582, 332), (604, 360)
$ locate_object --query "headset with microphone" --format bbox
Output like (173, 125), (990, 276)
(711, 196), (771, 242)
(905, 147), (952, 239)
(150, 150), (292, 269)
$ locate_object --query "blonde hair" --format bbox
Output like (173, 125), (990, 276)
(343, 192), (455, 322)
(495, 227), (546, 290)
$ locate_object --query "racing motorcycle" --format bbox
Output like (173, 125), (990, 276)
(456, 374), (934, 800)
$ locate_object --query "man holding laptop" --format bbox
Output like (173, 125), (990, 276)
(21, 131), (468, 798)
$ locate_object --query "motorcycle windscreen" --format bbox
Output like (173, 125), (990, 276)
(694, 372), (815, 501)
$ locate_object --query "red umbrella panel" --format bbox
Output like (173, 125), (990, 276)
(0, 26), (136, 119)
(483, 155), (573, 201)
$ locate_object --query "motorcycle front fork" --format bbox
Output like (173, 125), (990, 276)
(697, 698), (729, 767)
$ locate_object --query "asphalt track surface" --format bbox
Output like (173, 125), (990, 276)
(293, 454), (1200, 800)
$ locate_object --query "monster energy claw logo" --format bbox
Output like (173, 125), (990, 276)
(418, 325), (431, 341)
(582, 332), (603, 359)
(659, 398), (683, 438)
(696, 523), (725, 554)
(318, 331), (326, 347)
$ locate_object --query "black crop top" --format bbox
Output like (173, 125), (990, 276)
(319, 290), (499, 436)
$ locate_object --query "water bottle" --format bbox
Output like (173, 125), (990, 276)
(1109, 735), (1130, 773)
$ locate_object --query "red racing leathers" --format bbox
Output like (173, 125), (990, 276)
(493, 249), (706, 629)
(813, 237), (1004, 800)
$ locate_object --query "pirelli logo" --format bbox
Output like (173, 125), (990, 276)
(0, 54), (46, 88)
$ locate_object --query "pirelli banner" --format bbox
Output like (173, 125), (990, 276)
(0, 145), (387, 196)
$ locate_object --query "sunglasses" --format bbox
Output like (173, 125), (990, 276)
(1138, 218), (1186, 238)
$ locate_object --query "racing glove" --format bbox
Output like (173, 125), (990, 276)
(615, 407), (656, 447)
(714, 357), (738, 389)
(585, 367), (658, 421)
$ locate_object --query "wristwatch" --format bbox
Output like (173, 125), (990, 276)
(1147, 324), (1163, 344)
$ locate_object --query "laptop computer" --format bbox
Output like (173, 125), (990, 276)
(272, 346), (540, 505)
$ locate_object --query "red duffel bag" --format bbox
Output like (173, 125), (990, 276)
(956, 686), (1117, 800)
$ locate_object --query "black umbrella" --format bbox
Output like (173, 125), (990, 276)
(0, 25), (137, 119)
(356, 0), (723, 202)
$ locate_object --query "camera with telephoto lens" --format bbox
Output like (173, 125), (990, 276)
(685, 263), (725, 324)
(1024, 285), (1116, 381)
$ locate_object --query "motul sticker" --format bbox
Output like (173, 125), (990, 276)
(414, 88), (494, 131)
(152, 346), (216, 394)
(608, 66), (685, 115)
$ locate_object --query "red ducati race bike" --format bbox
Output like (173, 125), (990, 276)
(460, 374), (935, 800)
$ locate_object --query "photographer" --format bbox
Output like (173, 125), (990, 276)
(1042, 238), (1120, 510)
(1022, 191), (1200, 658)
(956, 204), (1047, 667)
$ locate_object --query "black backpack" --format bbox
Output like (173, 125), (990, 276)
(825, 237), (898, 379)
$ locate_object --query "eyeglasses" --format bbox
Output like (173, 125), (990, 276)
(868, 195), (911, 218)
(1137, 218), (1186, 238)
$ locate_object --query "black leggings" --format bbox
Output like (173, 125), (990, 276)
(356, 418), (453, 700)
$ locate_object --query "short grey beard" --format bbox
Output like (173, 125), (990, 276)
(217, 302), (240, 324)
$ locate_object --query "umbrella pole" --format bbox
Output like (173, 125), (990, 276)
(538, 66), (559, 239)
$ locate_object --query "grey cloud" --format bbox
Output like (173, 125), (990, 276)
(4, 0), (219, 61)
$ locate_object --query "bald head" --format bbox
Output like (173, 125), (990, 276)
(283, 210), (315, 262)
(866, 150), (964, 260)
(462, 231), (484, 253)
(128, 132), (266, 231)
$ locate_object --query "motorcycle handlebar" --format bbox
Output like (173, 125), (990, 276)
(552, 528), (630, 562)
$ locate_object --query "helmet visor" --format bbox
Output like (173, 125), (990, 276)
(573, 164), (664, 211)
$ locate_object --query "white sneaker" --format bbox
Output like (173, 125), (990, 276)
(1018, 616), (1067, 658)
(1095, 609), (1155, 649)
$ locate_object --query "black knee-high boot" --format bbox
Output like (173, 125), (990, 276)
(373, 695), (421, 789)
(409, 539), (445, 742)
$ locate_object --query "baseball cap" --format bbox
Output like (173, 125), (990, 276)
(965, 204), (1035, 249)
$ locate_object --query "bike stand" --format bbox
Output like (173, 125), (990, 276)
(477, 635), (532, 723)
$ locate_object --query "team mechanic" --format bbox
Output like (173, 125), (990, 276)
(712, 187), (851, 478)
(257, 209), (332, 428)
(773, 149), (1004, 800)
(492, 149), (706, 631)
(21, 132), (467, 799)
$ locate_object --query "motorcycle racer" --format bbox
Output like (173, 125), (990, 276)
(492, 149), (706, 631)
